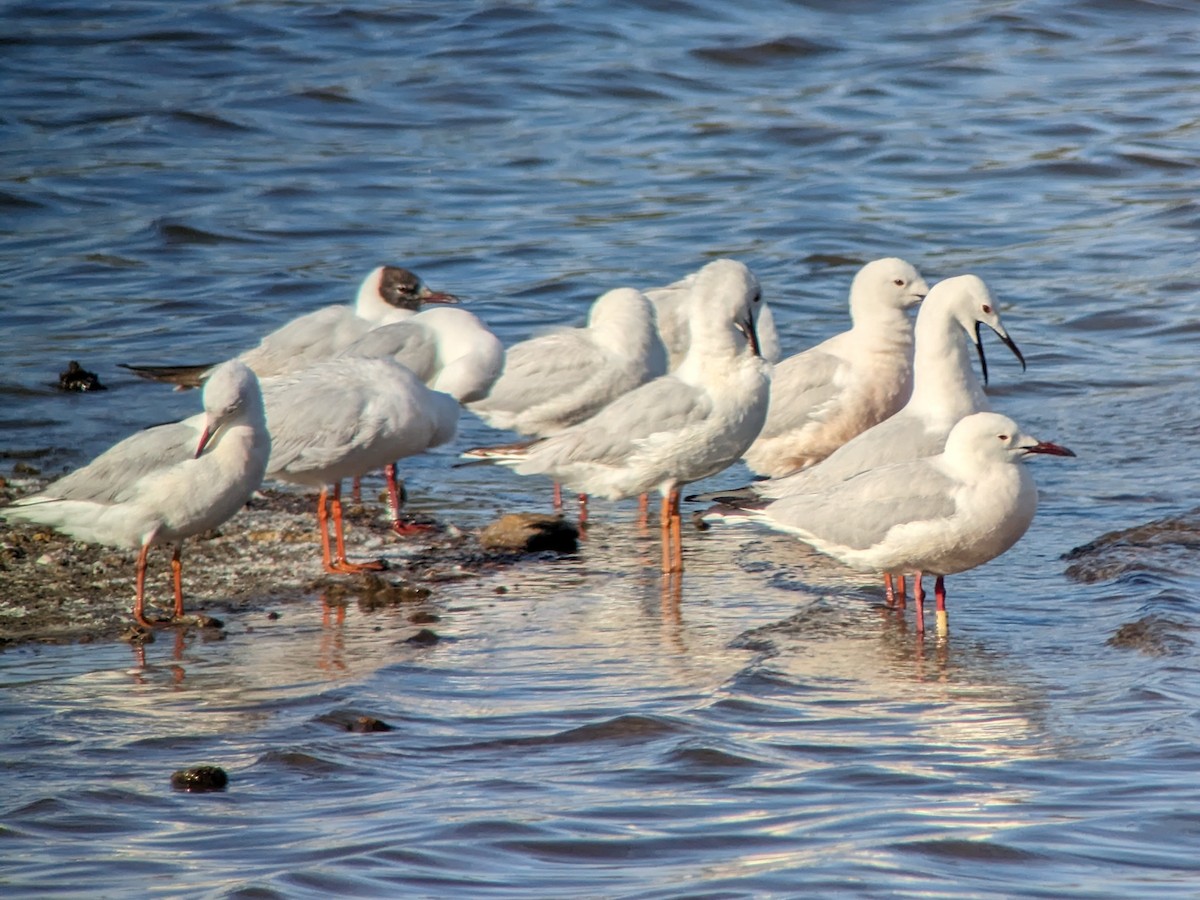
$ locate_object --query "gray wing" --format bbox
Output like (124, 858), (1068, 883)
(240, 305), (370, 374)
(766, 459), (960, 551)
(533, 375), (709, 467)
(21, 415), (203, 505)
(263, 376), (378, 475)
(470, 331), (609, 415)
(759, 349), (844, 437)
(339, 321), (438, 381)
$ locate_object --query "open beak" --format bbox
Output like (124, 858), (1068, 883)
(1021, 440), (1076, 458)
(735, 309), (762, 358)
(194, 424), (215, 459)
(974, 322), (1027, 385)
(419, 288), (460, 305)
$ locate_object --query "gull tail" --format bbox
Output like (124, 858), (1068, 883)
(118, 363), (213, 389)
(453, 439), (540, 469)
(684, 482), (760, 505)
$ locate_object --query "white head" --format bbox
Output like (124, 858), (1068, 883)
(916, 274), (1026, 384)
(944, 411), (1075, 467)
(682, 259), (764, 361)
(849, 257), (929, 319)
(197, 360), (266, 457)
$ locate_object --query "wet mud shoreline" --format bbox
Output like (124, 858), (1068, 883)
(0, 477), (576, 648)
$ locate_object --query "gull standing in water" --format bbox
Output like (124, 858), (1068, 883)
(336, 306), (504, 525)
(696, 274), (1027, 603)
(121, 265), (459, 388)
(2, 361), (271, 627)
(463, 259), (771, 572)
(261, 358), (459, 572)
(743, 258), (928, 478)
(721, 412), (1074, 634)
(465, 286), (668, 514)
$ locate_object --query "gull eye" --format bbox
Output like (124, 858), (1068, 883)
(998, 434), (1009, 441)
(893, 278), (904, 286)
(982, 304), (993, 314)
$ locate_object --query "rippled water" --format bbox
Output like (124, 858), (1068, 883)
(4, 1), (1200, 896)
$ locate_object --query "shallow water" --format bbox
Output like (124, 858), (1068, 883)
(3, 1), (1200, 896)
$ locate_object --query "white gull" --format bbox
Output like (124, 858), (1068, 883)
(261, 357), (459, 572)
(2, 361), (271, 626)
(463, 258), (771, 572)
(727, 412), (1074, 634)
(645, 264), (781, 369)
(743, 257), (928, 478)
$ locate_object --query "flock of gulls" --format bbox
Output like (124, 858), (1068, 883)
(2, 258), (1074, 635)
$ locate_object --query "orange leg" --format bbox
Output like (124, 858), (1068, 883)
(133, 543), (155, 626)
(884, 573), (896, 607)
(578, 493), (589, 526)
(350, 476), (363, 504)
(637, 492), (649, 528)
(553, 482), (563, 510)
(171, 544), (185, 618)
(912, 570), (925, 635)
(330, 482), (385, 574)
(934, 574), (948, 635)
(670, 488), (683, 574)
(896, 575), (907, 609)
(659, 493), (672, 573)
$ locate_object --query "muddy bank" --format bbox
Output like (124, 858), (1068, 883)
(0, 478), (578, 648)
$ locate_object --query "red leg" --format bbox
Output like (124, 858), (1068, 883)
(553, 482), (563, 510)
(637, 492), (649, 528)
(351, 476), (362, 504)
(331, 482), (385, 573)
(384, 462), (431, 535)
(884, 573), (895, 607)
(318, 486), (338, 574)
(171, 544), (185, 618)
(578, 493), (589, 526)
(912, 570), (925, 635)
(896, 575), (907, 609)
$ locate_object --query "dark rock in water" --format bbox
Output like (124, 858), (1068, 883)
(171, 765), (228, 792)
(408, 610), (439, 624)
(1063, 508), (1200, 583)
(480, 513), (578, 554)
(315, 709), (394, 732)
(58, 360), (106, 392)
(405, 628), (440, 646)
(1107, 615), (1194, 656)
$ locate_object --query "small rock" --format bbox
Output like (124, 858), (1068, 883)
(405, 628), (440, 646)
(58, 360), (106, 392)
(479, 513), (578, 554)
(171, 765), (228, 792)
(315, 709), (394, 732)
(12, 462), (40, 476)
(408, 610), (439, 624)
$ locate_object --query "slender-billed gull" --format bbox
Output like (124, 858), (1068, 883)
(743, 258), (928, 478)
(721, 412), (1074, 634)
(261, 358), (459, 571)
(463, 259), (771, 572)
(465, 286), (667, 512)
(121, 265), (458, 388)
(645, 264), (781, 369)
(2, 361), (271, 626)
(337, 306), (504, 523)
